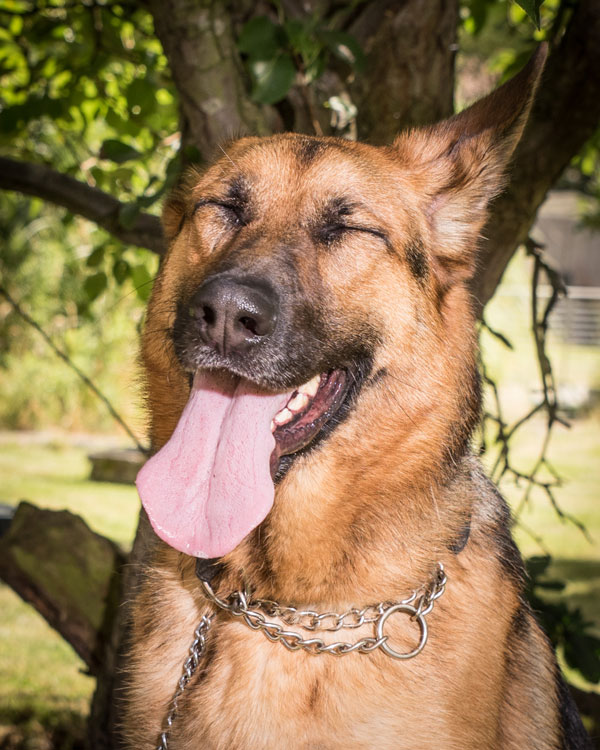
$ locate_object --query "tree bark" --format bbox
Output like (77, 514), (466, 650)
(146, 0), (279, 161)
(0, 502), (124, 674)
(349, 0), (458, 141)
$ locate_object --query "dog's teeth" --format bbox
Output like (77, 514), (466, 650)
(298, 374), (321, 397)
(287, 392), (309, 413)
(270, 419), (276, 433)
(273, 408), (293, 426)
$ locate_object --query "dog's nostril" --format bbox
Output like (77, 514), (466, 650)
(239, 315), (258, 335)
(203, 305), (216, 326)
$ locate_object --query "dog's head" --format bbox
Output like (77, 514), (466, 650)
(137, 48), (546, 564)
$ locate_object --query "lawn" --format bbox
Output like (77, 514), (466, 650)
(0, 435), (140, 749)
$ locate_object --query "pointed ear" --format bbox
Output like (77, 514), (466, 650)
(394, 44), (548, 289)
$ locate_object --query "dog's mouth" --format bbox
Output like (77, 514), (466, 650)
(136, 364), (363, 561)
(269, 369), (350, 474)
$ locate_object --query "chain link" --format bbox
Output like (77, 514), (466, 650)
(200, 563), (446, 658)
(156, 564), (446, 748)
(156, 615), (212, 750)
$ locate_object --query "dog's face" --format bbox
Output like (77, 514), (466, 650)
(138, 51), (544, 565)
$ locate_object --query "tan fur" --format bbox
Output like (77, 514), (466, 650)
(123, 46), (587, 749)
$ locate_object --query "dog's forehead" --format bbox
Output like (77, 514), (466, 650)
(201, 135), (401, 207)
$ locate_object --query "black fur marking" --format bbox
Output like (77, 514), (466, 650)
(307, 679), (321, 711)
(469, 464), (525, 587)
(226, 175), (249, 205)
(405, 238), (428, 281)
(486, 479), (526, 587)
(295, 137), (327, 166)
(555, 669), (594, 748)
(317, 197), (391, 251)
(447, 519), (471, 554)
(368, 367), (387, 387)
(509, 603), (530, 640)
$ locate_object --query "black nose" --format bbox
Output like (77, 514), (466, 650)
(189, 276), (278, 356)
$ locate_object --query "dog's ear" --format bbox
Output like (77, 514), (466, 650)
(394, 44), (547, 289)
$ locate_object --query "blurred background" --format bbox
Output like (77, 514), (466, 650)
(0, 0), (598, 748)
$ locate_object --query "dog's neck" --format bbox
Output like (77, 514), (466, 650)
(194, 451), (476, 610)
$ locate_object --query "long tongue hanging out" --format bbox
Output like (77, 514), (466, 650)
(136, 371), (291, 558)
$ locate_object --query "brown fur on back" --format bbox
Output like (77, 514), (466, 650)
(123, 47), (591, 749)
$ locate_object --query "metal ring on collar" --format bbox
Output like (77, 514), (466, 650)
(375, 604), (428, 660)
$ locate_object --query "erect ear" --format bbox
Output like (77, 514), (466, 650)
(394, 44), (547, 289)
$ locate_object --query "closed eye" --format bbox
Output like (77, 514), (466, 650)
(194, 199), (246, 226)
(321, 224), (389, 247)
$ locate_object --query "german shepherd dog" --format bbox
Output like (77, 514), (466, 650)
(124, 46), (592, 749)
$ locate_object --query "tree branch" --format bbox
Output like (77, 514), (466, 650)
(0, 156), (165, 255)
(472, 0), (600, 311)
(0, 501), (124, 675)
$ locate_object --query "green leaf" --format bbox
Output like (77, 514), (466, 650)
(250, 54), (296, 105)
(83, 271), (107, 302)
(86, 246), (105, 268)
(319, 30), (365, 72)
(118, 202), (141, 229)
(514, 0), (543, 28)
(283, 19), (321, 66)
(126, 78), (156, 115)
(131, 264), (153, 301)
(237, 16), (281, 59)
(112, 258), (130, 284)
(99, 139), (142, 164)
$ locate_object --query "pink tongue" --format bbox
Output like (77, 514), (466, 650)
(136, 370), (291, 558)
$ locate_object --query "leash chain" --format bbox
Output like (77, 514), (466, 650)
(156, 615), (212, 750)
(156, 564), (446, 747)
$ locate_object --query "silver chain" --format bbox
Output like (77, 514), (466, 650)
(156, 564), (446, 747)
(199, 562), (446, 658)
(156, 615), (212, 750)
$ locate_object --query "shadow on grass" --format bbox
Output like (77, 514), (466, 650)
(0, 707), (85, 750)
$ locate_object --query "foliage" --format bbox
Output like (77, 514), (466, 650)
(237, 13), (364, 105)
(0, 0), (170, 312)
(527, 556), (600, 684)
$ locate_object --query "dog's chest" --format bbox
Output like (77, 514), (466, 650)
(170, 619), (498, 750)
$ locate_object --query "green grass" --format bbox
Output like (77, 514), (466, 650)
(0, 435), (140, 747)
(0, 439), (139, 547)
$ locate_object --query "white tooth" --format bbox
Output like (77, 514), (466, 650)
(271, 419), (276, 433)
(299, 374), (321, 397)
(287, 392), (309, 413)
(273, 408), (293, 426)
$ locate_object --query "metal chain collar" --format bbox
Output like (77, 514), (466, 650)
(156, 564), (446, 749)
(200, 562), (446, 658)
